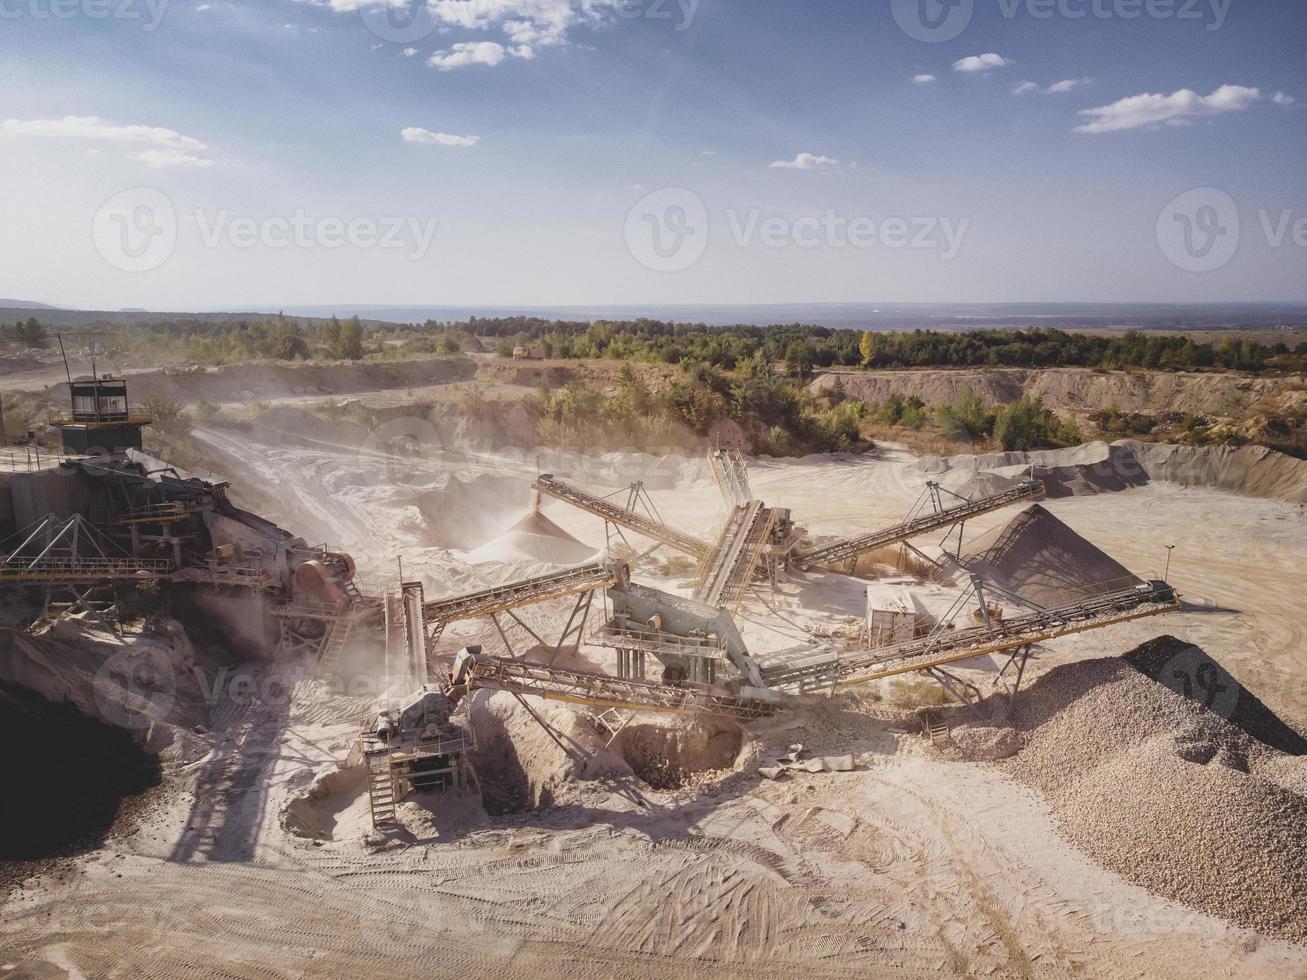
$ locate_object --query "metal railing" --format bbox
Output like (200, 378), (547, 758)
(592, 620), (727, 661)
(0, 554), (174, 582)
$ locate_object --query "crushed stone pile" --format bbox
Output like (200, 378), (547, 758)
(465, 509), (597, 566)
(980, 641), (1307, 941)
(958, 504), (1141, 607)
(1125, 636), (1307, 757)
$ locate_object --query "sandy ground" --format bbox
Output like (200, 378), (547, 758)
(3, 434), (1306, 978)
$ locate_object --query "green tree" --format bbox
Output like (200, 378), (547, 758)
(784, 340), (817, 379)
(336, 316), (365, 360)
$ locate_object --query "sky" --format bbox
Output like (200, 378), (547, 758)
(0, 0), (1304, 311)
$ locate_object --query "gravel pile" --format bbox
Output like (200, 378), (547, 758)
(958, 504), (1142, 607)
(992, 645), (1307, 941)
(1125, 635), (1307, 756)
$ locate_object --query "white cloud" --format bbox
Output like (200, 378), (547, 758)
(1015, 78), (1090, 96)
(428, 40), (535, 69)
(2, 114), (216, 166)
(401, 127), (480, 147)
(3, 115), (205, 150)
(769, 152), (843, 172)
(195, 3), (211, 9)
(428, 0), (617, 46)
(403, 47), (417, 57)
(913, 73), (936, 84)
(310, 0), (620, 51)
(1272, 91), (1295, 106)
(132, 148), (215, 169)
(953, 53), (1010, 73)
(1047, 78), (1087, 94)
(1074, 85), (1262, 133)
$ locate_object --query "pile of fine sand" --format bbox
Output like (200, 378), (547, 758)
(957, 504), (1141, 607)
(920, 440), (1307, 504)
(465, 509), (598, 566)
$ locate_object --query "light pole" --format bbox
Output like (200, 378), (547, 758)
(1164, 545), (1176, 581)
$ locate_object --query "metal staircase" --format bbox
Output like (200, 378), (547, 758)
(366, 747), (397, 827)
(315, 613), (357, 677)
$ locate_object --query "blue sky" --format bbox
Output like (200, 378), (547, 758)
(0, 0), (1303, 310)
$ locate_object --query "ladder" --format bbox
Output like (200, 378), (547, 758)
(316, 613), (356, 677)
(366, 749), (397, 828)
(919, 709), (950, 746)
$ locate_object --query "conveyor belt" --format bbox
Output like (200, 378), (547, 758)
(763, 580), (1180, 690)
(532, 475), (711, 559)
(423, 560), (623, 626)
(693, 501), (775, 609)
(708, 449), (752, 507)
(791, 480), (1046, 569)
(453, 652), (776, 720)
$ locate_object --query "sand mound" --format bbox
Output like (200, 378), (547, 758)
(1120, 440), (1307, 504)
(921, 441), (1150, 499)
(418, 474), (530, 551)
(281, 764), (368, 842)
(990, 649), (1307, 941)
(465, 509), (597, 566)
(958, 504), (1141, 607)
(922, 440), (1307, 504)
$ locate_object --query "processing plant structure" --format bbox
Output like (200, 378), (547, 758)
(0, 384), (1183, 830)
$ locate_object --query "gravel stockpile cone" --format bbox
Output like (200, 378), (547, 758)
(997, 645), (1307, 941)
(959, 504), (1142, 608)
